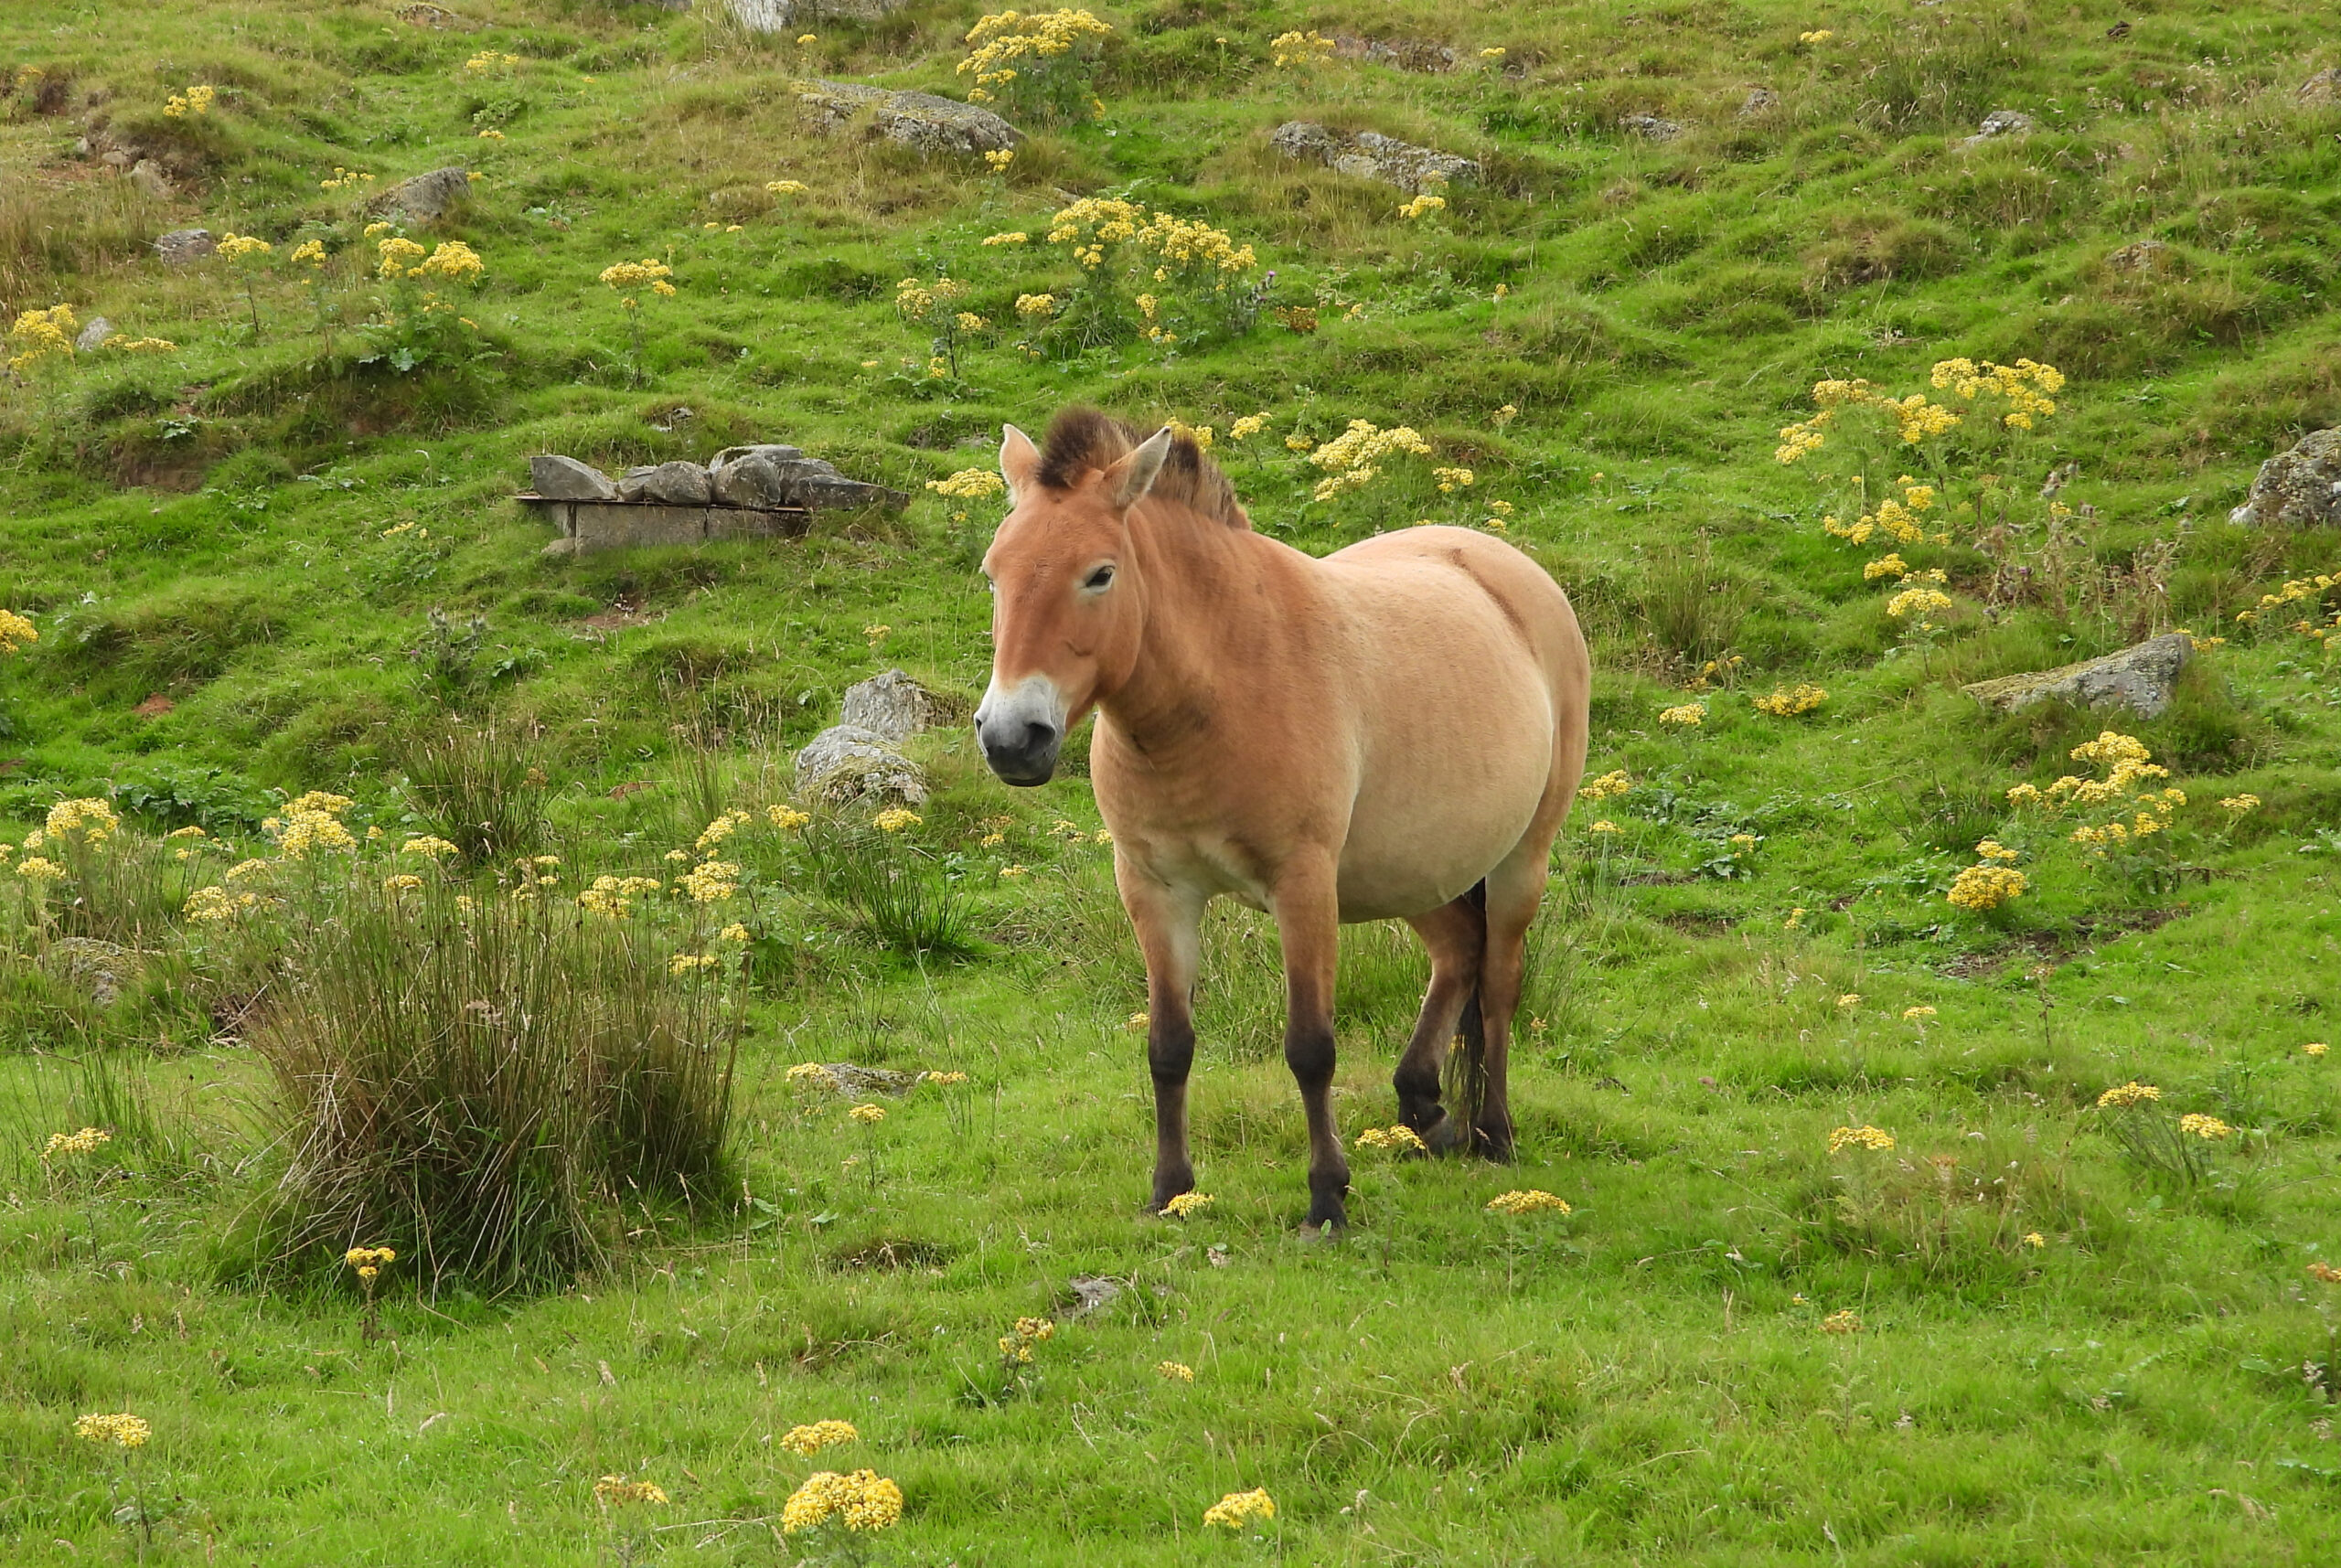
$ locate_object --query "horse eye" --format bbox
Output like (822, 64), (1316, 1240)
(1084, 565), (1116, 591)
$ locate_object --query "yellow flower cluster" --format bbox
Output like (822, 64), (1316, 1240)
(1485, 1189), (1571, 1215)
(1902, 1005), (1936, 1020)
(1203, 1488), (1277, 1529)
(1820, 1309), (1862, 1335)
(2177, 1113), (2231, 1141)
(1162, 1191), (1214, 1219)
(849, 1103), (886, 1124)
(74, 1412), (152, 1449)
(1399, 193), (1448, 220)
(0, 609), (37, 654)
(1157, 1360), (1195, 1381)
(593, 1476), (670, 1507)
(669, 953), (720, 976)
(1864, 554), (1908, 581)
(43, 1126), (110, 1159)
(927, 468), (1006, 501)
(273, 792), (357, 859)
(1974, 838), (2018, 861)
(1658, 702), (1705, 727)
(2305, 1042), (2329, 1059)
(1886, 586), (1953, 622)
(344, 1243), (396, 1283)
(958, 9), (1113, 99)
(1014, 293), (1056, 322)
(163, 83), (217, 118)
(217, 232), (273, 261)
(781, 1468), (903, 1533)
(1580, 769), (1632, 800)
(1929, 357), (2064, 430)
(5, 304), (77, 372)
(1307, 419), (1432, 501)
(1138, 212), (1256, 280)
(1798, 29), (1835, 45)
(1828, 1125), (1896, 1153)
(2219, 794), (2260, 816)
(1355, 1125), (1428, 1152)
(1947, 862), (2027, 912)
(400, 836), (459, 859)
(16, 857), (65, 883)
(464, 50), (521, 74)
(2234, 573), (2337, 633)
(2096, 1081), (2160, 1108)
(787, 1061), (839, 1091)
(577, 874), (662, 919)
(1432, 466), (1474, 493)
(47, 797), (118, 847)
(676, 859), (740, 901)
(768, 805), (810, 832)
(382, 872), (423, 893)
(871, 807), (922, 833)
(183, 885), (259, 922)
(1229, 412), (1269, 441)
(925, 1070), (969, 1085)
(1752, 684), (1827, 717)
(599, 258), (676, 299)
(2311, 1261), (2341, 1283)
(319, 167), (376, 192)
(1270, 28), (1337, 68)
(780, 1420), (859, 1456)
(894, 273), (969, 320)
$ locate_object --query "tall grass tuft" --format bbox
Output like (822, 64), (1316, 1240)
(251, 879), (737, 1293)
(399, 722), (551, 866)
(799, 819), (978, 958)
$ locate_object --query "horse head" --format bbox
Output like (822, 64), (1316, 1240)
(974, 419), (1171, 786)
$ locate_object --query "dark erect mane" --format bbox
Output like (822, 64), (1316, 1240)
(1034, 407), (1250, 529)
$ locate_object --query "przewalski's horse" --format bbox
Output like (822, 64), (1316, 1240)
(975, 411), (1590, 1231)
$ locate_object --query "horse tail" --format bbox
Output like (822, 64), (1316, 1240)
(1442, 879), (1490, 1148)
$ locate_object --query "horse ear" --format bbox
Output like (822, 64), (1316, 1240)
(1103, 425), (1173, 511)
(999, 424), (1041, 503)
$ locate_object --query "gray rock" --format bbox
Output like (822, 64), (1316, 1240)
(2299, 68), (2341, 105)
(709, 443), (806, 471)
(48, 937), (147, 1008)
(841, 668), (950, 743)
(2103, 239), (2175, 274)
(377, 166), (474, 224)
(74, 315), (114, 352)
(1960, 110), (2036, 148)
(1738, 87), (1780, 117)
(128, 158), (171, 199)
(100, 149), (133, 169)
(795, 724), (927, 805)
(153, 229), (216, 265)
(710, 454), (799, 509)
(1619, 113), (1685, 142)
(617, 461), (713, 506)
(795, 80), (1022, 156)
(789, 1061), (925, 1096)
(2229, 428), (2341, 528)
(1060, 1275), (1123, 1321)
(396, 2), (465, 25)
(1268, 122), (1480, 192)
(790, 467), (910, 512)
(1330, 34), (1456, 73)
(529, 453), (620, 501)
(731, 0), (907, 27)
(1962, 633), (2195, 720)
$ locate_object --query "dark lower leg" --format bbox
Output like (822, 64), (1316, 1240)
(1286, 1018), (1348, 1228)
(1275, 863), (1348, 1230)
(1149, 1002), (1196, 1210)
(1396, 899), (1483, 1149)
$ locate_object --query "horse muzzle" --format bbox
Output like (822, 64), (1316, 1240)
(975, 675), (1065, 787)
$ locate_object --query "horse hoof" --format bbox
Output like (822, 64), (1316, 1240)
(1414, 1113), (1469, 1156)
(1300, 1213), (1348, 1240)
(1473, 1125), (1516, 1164)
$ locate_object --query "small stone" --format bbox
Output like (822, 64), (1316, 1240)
(616, 461), (713, 506)
(2229, 427), (2341, 528)
(1269, 122), (1479, 192)
(2102, 239), (2175, 274)
(100, 148), (133, 169)
(153, 229), (216, 265)
(795, 724), (927, 805)
(128, 158), (172, 199)
(1061, 1275), (1124, 1320)
(1619, 113), (1685, 142)
(376, 166), (474, 224)
(529, 453), (620, 501)
(1961, 633), (2195, 720)
(841, 669), (950, 743)
(796, 80), (1022, 155)
(74, 315), (114, 352)
(1737, 87), (1780, 117)
(2298, 68), (2341, 106)
(1961, 110), (2036, 148)
(396, 2), (462, 26)
(1330, 34), (1457, 73)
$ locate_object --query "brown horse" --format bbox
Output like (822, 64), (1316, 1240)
(975, 411), (1591, 1230)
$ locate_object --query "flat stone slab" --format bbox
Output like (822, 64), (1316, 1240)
(795, 79), (1022, 155)
(1961, 633), (2194, 720)
(527, 497), (811, 557)
(1268, 122), (1479, 192)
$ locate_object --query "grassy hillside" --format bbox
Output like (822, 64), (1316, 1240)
(4, 0), (2341, 1561)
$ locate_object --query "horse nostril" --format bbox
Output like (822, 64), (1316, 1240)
(1022, 720), (1057, 753)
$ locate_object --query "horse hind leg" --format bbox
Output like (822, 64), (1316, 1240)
(1395, 890), (1485, 1154)
(1470, 838), (1558, 1164)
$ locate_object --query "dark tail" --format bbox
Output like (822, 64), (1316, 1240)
(1442, 879), (1490, 1147)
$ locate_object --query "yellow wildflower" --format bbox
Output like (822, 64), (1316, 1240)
(1203, 1488), (1277, 1528)
(1356, 1125), (1428, 1153)
(1828, 1125), (1896, 1153)
(1820, 1309), (1861, 1334)
(2177, 1113), (2231, 1140)
(1162, 1192), (1213, 1219)
(1485, 1189), (1571, 1215)
(73, 1413), (152, 1449)
(593, 1476), (670, 1508)
(2095, 1082), (2160, 1108)
(850, 1103), (886, 1125)
(871, 807), (921, 833)
(781, 1468), (902, 1533)
(779, 1421), (858, 1456)
(1157, 1360), (1195, 1381)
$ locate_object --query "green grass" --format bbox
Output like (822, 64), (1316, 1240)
(4, 0), (2341, 1560)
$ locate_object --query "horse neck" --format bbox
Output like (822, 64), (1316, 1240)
(1100, 498), (1255, 745)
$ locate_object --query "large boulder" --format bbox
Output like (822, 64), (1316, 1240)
(1268, 122), (1479, 192)
(840, 669), (950, 743)
(728, 0), (912, 27)
(74, 315), (114, 352)
(1961, 633), (2195, 720)
(795, 724), (927, 805)
(376, 166), (474, 224)
(795, 80), (1022, 155)
(617, 461), (714, 506)
(2229, 428), (2341, 528)
(529, 453), (620, 501)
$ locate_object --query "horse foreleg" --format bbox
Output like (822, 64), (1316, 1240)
(1272, 858), (1349, 1232)
(1396, 895), (1485, 1153)
(1118, 864), (1204, 1211)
